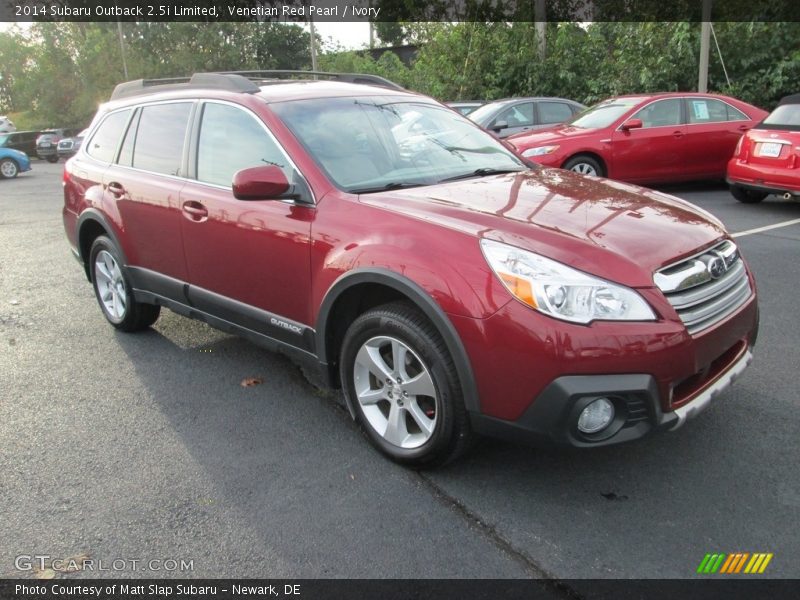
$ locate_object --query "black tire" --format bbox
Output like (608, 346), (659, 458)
(89, 236), (160, 332)
(730, 184), (767, 204)
(339, 302), (472, 467)
(46, 155), (59, 163)
(563, 154), (605, 177)
(0, 158), (19, 179)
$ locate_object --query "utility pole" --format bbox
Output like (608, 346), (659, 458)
(116, 21), (128, 79)
(698, 0), (712, 92)
(308, 16), (318, 71)
(535, 0), (546, 61)
(369, 1), (374, 49)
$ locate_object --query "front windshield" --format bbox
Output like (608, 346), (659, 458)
(272, 98), (526, 193)
(762, 104), (800, 130)
(567, 98), (641, 129)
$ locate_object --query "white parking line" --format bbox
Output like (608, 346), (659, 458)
(732, 218), (800, 238)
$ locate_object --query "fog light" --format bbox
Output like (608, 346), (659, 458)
(577, 397), (615, 434)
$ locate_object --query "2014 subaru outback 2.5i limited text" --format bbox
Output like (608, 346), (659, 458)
(62, 72), (758, 466)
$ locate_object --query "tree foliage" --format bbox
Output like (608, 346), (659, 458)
(1, 21), (798, 130)
(0, 22), (310, 128)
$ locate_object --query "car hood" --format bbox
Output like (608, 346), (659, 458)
(507, 125), (603, 149)
(360, 169), (727, 288)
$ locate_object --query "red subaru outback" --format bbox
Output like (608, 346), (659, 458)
(63, 72), (758, 466)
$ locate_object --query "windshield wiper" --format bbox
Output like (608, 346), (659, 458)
(350, 182), (426, 194)
(438, 168), (525, 183)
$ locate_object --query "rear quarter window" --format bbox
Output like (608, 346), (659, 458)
(86, 110), (132, 163)
(131, 103), (192, 176)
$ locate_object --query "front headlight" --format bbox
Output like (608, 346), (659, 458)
(481, 239), (656, 324)
(522, 145), (559, 158)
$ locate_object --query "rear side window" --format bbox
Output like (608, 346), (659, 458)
(196, 102), (292, 187)
(538, 101), (574, 125)
(762, 104), (800, 129)
(687, 98), (747, 124)
(132, 103), (192, 176)
(86, 110), (131, 163)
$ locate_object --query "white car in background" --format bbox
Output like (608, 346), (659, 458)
(0, 116), (17, 133)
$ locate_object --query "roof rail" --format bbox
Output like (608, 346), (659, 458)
(220, 70), (404, 91)
(109, 70), (403, 101)
(110, 73), (260, 100)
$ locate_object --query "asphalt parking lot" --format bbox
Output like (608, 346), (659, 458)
(1, 161), (798, 585)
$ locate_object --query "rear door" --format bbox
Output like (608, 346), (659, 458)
(105, 101), (193, 284)
(683, 97), (752, 178)
(610, 98), (686, 182)
(179, 100), (314, 330)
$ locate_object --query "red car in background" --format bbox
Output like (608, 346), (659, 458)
(726, 93), (800, 203)
(508, 93), (767, 184)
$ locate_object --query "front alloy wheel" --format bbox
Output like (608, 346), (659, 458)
(563, 155), (604, 177)
(340, 302), (471, 467)
(353, 335), (438, 449)
(0, 158), (19, 178)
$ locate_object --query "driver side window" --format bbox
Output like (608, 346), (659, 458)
(196, 102), (292, 187)
(496, 103), (534, 128)
(632, 99), (683, 128)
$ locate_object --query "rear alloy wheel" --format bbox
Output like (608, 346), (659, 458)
(90, 236), (160, 332)
(730, 184), (767, 204)
(563, 155), (604, 177)
(0, 158), (19, 179)
(340, 302), (471, 467)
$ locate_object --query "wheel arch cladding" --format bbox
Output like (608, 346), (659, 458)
(77, 210), (128, 281)
(316, 268), (480, 414)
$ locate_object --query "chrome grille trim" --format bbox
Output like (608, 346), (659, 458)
(656, 240), (752, 335)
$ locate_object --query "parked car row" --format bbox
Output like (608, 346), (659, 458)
(506, 93), (767, 185)
(0, 127), (85, 178)
(453, 91), (797, 204)
(35, 128), (81, 162)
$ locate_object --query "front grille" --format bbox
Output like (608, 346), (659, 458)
(654, 240), (752, 335)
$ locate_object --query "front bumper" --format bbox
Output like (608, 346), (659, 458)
(470, 345), (754, 448)
(454, 276), (759, 448)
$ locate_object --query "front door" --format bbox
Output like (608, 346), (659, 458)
(611, 98), (686, 183)
(179, 101), (314, 332)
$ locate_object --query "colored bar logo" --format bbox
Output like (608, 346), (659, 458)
(697, 552), (773, 574)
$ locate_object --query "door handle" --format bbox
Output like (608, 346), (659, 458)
(738, 125), (750, 131)
(673, 131), (684, 139)
(182, 201), (208, 222)
(107, 182), (125, 197)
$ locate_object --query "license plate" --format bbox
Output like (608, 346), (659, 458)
(40, 142), (51, 148)
(759, 142), (782, 158)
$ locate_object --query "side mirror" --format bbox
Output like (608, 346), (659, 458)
(621, 118), (643, 131)
(232, 165), (290, 200)
(491, 120), (509, 132)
